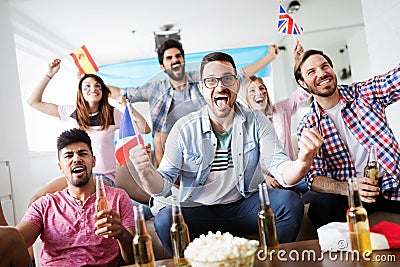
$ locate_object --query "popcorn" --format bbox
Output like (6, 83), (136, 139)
(184, 231), (259, 262)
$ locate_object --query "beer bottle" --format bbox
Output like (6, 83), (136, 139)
(133, 206), (155, 267)
(95, 175), (109, 229)
(258, 183), (279, 256)
(346, 177), (372, 256)
(364, 145), (379, 181)
(170, 196), (190, 266)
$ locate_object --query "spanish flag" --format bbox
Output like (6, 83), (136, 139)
(69, 45), (99, 74)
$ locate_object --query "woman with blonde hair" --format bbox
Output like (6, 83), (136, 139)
(244, 41), (311, 192)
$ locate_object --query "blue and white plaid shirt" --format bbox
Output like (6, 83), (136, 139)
(298, 64), (400, 200)
(121, 71), (206, 136)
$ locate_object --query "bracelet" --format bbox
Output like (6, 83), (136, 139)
(45, 74), (52, 79)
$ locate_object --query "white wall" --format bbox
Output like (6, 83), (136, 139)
(362, 0), (400, 141)
(347, 29), (371, 82)
(0, 1), (32, 224)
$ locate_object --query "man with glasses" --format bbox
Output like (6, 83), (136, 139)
(130, 52), (323, 256)
(110, 39), (280, 165)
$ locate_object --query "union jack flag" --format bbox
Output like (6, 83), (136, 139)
(277, 4), (303, 35)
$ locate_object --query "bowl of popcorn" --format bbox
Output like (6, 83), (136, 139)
(184, 231), (259, 267)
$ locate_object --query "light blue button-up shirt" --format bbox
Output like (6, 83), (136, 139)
(156, 102), (291, 203)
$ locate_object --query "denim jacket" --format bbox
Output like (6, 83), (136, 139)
(156, 102), (291, 203)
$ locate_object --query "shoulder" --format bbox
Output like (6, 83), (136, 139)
(298, 107), (317, 129)
(186, 71), (201, 82)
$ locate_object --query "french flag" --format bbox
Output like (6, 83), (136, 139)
(115, 105), (144, 166)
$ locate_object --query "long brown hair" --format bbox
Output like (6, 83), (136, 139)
(248, 76), (273, 116)
(76, 74), (113, 131)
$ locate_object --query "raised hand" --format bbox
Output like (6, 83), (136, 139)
(293, 39), (304, 63)
(48, 59), (61, 77)
(297, 127), (323, 164)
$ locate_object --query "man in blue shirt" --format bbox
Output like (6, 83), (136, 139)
(130, 51), (323, 255)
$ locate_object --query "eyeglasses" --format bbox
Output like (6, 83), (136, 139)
(203, 74), (238, 89)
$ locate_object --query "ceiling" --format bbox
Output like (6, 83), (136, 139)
(8, 0), (365, 67)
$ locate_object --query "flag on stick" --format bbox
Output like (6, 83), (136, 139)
(69, 45), (99, 74)
(277, 4), (303, 35)
(115, 105), (144, 166)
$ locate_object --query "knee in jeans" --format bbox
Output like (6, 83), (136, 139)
(154, 208), (172, 235)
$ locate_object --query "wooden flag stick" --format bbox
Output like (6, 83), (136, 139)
(126, 103), (142, 145)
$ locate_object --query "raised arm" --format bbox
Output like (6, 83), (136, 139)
(292, 39), (304, 63)
(129, 144), (164, 195)
(281, 127), (323, 184)
(27, 59), (61, 117)
(242, 44), (279, 77)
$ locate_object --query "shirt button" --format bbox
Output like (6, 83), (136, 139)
(239, 174), (242, 177)
(238, 153), (242, 156)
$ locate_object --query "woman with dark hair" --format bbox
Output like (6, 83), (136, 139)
(27, 59), (151, 209)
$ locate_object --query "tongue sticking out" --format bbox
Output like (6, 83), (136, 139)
(215, 97), (229, 108)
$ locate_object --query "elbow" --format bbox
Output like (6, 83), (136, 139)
(143, 124), (151, 134)
(26, 98), (34, 107)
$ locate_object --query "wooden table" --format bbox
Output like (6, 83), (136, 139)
(125, 239), (399, 266)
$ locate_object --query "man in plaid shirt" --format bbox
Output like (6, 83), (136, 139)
(293, 49), (400, 228)
(110, 39), (280, 165)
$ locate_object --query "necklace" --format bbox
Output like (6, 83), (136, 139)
(89, 111), (99, 117)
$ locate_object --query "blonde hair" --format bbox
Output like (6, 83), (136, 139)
(245, 76), (273, 116)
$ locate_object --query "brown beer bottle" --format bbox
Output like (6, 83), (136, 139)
(170, 196), (190, 266)
(364, 145), (379, 181)
(346, 177), (372, 256)
(258, 183), (279, 256)
(95, 175), (109, 229)
(132, 206), (155, 267)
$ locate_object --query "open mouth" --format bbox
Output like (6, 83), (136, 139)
(214, 95), (230, 108)
(255, 97), (265, 104)
(317, 76), (332, 86)
(72, 166), (85, 174)
(172, 64), (181, 72)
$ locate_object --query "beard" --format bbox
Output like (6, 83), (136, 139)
(164, 63), (186, 81)
(207, 88), (237, 119)
(70, 172), (91, 187)
(305, 74), (337, 97)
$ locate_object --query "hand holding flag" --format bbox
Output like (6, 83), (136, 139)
(277, 4), (303, 35)
(115, 105), (144, 166)
(69, 45), (99, 74)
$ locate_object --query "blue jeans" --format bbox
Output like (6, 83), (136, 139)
(154, 188), (304, 256)
(302, 191), (348, 229)
(131, 199), (153, 220)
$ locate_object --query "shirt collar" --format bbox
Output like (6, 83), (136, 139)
(200, 102), (246, 134)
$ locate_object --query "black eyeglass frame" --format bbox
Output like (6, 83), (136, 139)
(202, 74), (238, 89)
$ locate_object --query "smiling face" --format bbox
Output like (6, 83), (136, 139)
(58, 142), (95, 187)
(81, 77), (103, 103)
(246, 79), (270, 113)
(160, 47), (186, 81)
(200, 60), (239, 120)
(298, 54), (337, 97)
